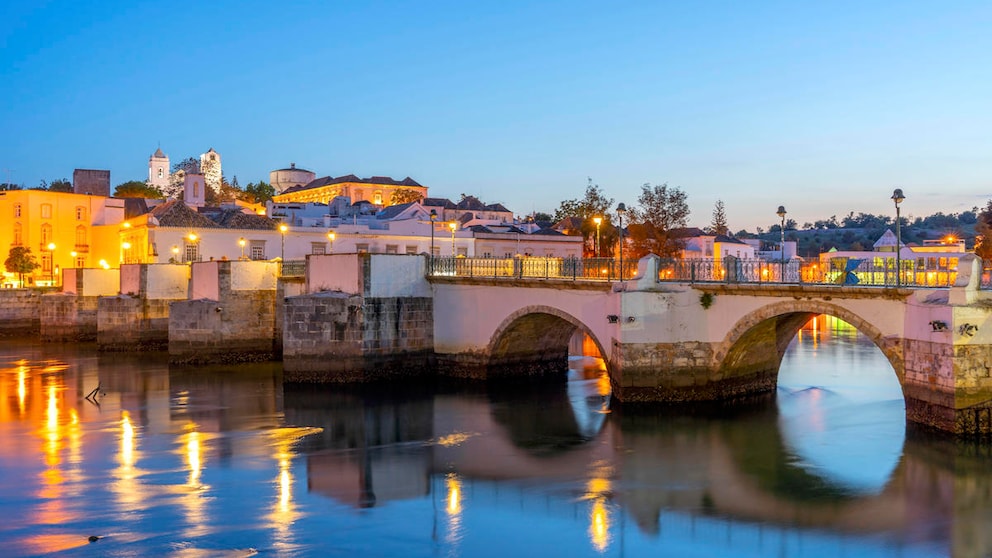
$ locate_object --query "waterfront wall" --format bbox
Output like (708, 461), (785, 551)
(0, 290), (42, 337)
(169, 260), (280, 364)
(41, 268), (120, 342)
(97, 264), (190, 351)
(283, 254), (434, 381)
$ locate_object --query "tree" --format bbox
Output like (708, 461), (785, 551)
(390, 188), (424, 205)
(625, 183), (690, 258)
(240, 180), (276, 204)
(49, 179), (72, 192)
(709, 200), (729, 236)
(552, 179), (617, 257)
(975, 201), (992, 260)
(5, 246), (39, 286)
(114, 180), (164, 199)
(167, 157), (200, 198)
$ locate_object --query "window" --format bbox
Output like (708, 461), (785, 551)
(41, 204), (52, 219)
(311, 243), (326, 255)
(41, 254), (52, 273)
(40, 224), (52, 245)
(194, 181), (199, 198)
(75, 225), (86, 246)
(406, 245), (418, 255)
(483, 251), (492, 258)
(385, 244), (398, 254)
(75, 206), (86, 221)
(13, 223), (22, 245)
(250, 242), (266, 260)
(210, 154), (216, 161)
(354, 189), (364, 202)
(432, 246), (440, 257)
(457, 247), (468, 257)
(356, 243), (369, 253)
(373, 191), (383, 205)
(184, 243), (199, 263)
(157, 168), (164, 179)
(75, 256), (86, 268)
(13, 204), (21, 218)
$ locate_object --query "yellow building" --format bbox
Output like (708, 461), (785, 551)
(0, 190), (124, 286)
(272, 174), (427, 207)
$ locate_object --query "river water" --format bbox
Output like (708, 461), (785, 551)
(0, 317), (985, 557)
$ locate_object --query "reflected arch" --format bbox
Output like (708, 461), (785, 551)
(714, 300), (905, 392)
(485, 305), (610, 380)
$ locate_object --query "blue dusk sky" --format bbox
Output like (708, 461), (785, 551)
(1, 1), (989, 231)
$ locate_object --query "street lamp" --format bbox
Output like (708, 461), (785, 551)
(279, 223), (289, 261)
(616, 203), (626, 280)
(327, 231), (335, 253)
(429, 210), (437, 270)
(47, 243), (55, 285)
(70, 250), (77, 268)
(593, 216), (602, 258)
(776, 206), (787, 262)
(892, 188), (905, 286)
(449, 222), (457, 256)
(171, 245), (180, 263)
(239, 237), (246, 260)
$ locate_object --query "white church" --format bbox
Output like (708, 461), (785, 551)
(147, 147), (222, 198)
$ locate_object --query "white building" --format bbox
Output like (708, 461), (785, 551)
(200, 148), (222, 194)
(148, 148), (170, 191)
(270, 163), (316, 194)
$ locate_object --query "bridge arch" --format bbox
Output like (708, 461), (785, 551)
(485, 305), (608, 379)
(714, 299), (905, 387)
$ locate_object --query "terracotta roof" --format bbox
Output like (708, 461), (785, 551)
(150, 200), (221, 229)
(377, 202), (416, 220)
(455, 196), (487, 211)
(152, 148), (166, 159)
(208, 209), (279, 230)
(123, 198), (149, 219)
(531, 227), (565, 236)
(485, 203), (511, 213)
(423, 197), (456, 209)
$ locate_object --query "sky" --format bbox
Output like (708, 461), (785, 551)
(1, 1), (990, 232)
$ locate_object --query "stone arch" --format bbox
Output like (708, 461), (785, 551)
(715, 299), (904, 386)
(485, 305), (608, 379)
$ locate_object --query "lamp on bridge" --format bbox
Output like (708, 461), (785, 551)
(429, 210), (437, 270)
(449, 221), (457, 256)
(616, 203), (626, 280)
(593, 216), (602, 258)
(892, 189), (905, 287)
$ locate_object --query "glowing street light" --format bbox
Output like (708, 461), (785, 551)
(892, 189), (905, 287)
(449, 222), (457, 255)
(279, 223), (289, 261)
(70, 250), (77, 268)
(592, 216), (602, 258)
(616, 203), (626, 280)
(429, 210), (437, 272)
(327, 231), (335, 253)
(239, 237), (246, 260)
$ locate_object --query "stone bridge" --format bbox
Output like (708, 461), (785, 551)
(431, 254), (992, 435)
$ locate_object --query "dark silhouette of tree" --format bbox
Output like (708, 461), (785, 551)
(114, 180), (164, 198)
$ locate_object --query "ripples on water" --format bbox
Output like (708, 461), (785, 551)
(0, 324), (965, 557)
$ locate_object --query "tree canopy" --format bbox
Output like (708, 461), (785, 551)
(114, 180), (164, 199)
(626, 183), (690, 258)
(5, 246), (39, 286)
(390, 188), (424, 205)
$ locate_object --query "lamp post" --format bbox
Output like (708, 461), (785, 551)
(449, 222), (457, 256)
(593, 216), (602, 258)
(776, 205), (786, 281)
(47, 243), (55, 286)
(327, 231), (335, 253)
(279, 223), (288, 261)
(70, 251), (77, 268)
(892, 188), (905, 286)
(616, 203), (626, 280)
(239, 237), (246, 260)
(429, 210), (437, 272)
(187, 233), (198, 263)
(171, 245), (180, 263)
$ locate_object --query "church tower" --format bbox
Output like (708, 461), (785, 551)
(184, 172), (206, 208)
(200, 148), (222, 194)
(148, 147), (170, 190)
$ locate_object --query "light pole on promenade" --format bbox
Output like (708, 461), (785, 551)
(617, 203), (626, 280)
(892, 189), (905, 286)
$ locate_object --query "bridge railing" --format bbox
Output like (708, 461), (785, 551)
(429, 256), (638, 281)
(429, 255), (963, 288)
(661, 257), (960, 287)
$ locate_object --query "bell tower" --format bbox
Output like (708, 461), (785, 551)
(148, 147), (170, 190)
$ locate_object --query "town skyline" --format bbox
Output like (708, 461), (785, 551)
(2, 1), (989, 232)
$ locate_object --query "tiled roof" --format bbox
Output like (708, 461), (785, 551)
(484, 203), (510, 213)
(531, 227), (565, 236)
(123, 198), (149, 219)
(714, 234), (746, 244)
(209, 209), (279, 230)
(455, 196), (487, 211)
(152, 148), (166, 159)
(377, 202), (415, 220)
(423, 197), (456, 209)
(149, 200), (221, 229)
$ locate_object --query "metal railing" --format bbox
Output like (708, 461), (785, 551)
(428, 255), (968, 288)
(429, 256), (638, 281)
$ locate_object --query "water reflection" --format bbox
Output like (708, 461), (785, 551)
(0, 336), (969, 557)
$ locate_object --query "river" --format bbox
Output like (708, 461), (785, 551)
(0, 316), (985, 557)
